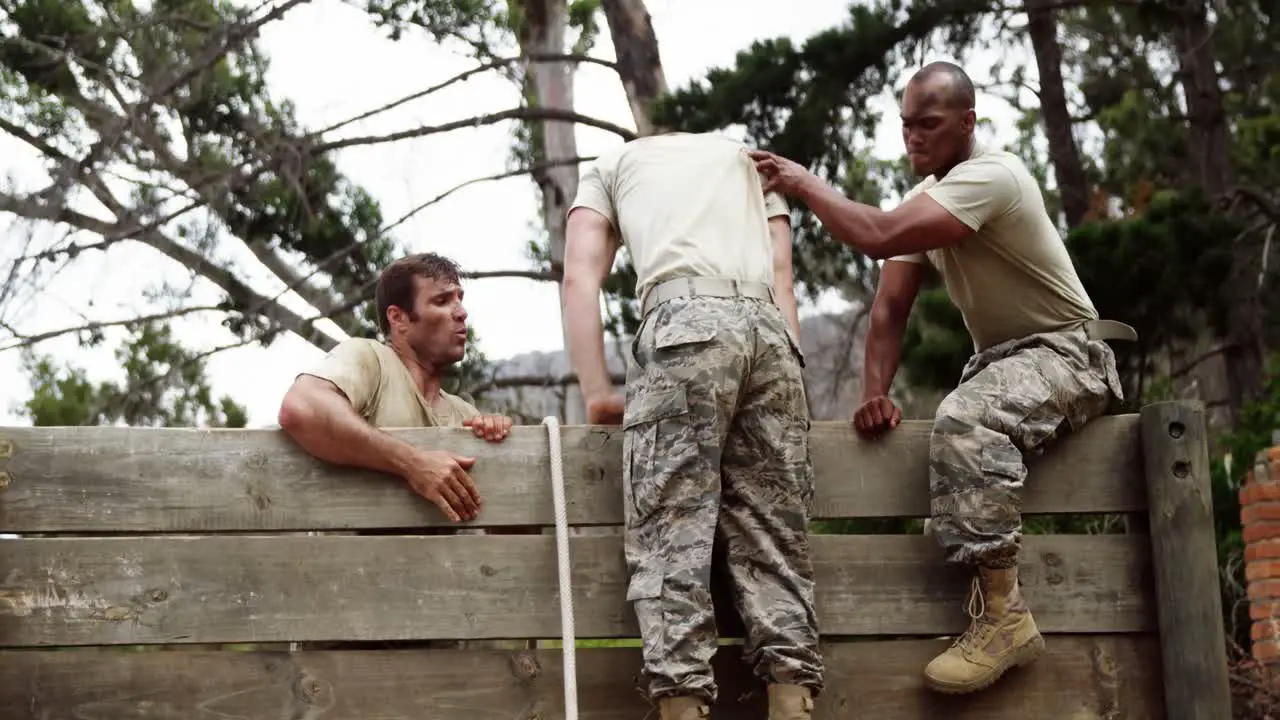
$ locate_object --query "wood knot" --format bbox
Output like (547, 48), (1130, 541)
(296, 676), (334, 708)
(97, 606), (134, 621)
(0, 471), (10, 489)
(480, 564), (497, 577)
(1041, 552), (1062, 567)
(246, 451), (268, 470)
(1172, 460), (1191, 478)
(584, 430), (614, 451)
(0, 439), (12, 458)
(147, 588), (168, 603)
(509, 650), (542, 682)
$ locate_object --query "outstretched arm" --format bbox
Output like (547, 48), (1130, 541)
(799, 183), (973, 260)
(748, 149), (1015, 260)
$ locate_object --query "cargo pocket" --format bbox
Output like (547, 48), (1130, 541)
(626, 565), (665, 603)
(654, 318), (718, 351)
(622, 386), (693, 525)
(625, 563), (667, 658)
(780, 418), (814, 523)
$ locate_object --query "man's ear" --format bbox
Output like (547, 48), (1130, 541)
(385, 305), (406, 331)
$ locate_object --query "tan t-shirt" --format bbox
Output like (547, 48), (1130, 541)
(303, 338), (481, 428)
(570, 132), (790, 302)
(890, 143), (1098, 351)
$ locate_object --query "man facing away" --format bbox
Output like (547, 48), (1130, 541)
(750, 61), (1135, 694)
(278, 252), (513, 525)
(562, 132), (823, 720)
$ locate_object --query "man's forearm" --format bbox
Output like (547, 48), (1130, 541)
(563, 281), (613, 401)
(797, 179), (892, 259)
(861, 308), (908, 399)
(280, 385), (419, 477)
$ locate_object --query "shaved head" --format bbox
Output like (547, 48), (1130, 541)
(908, 61), (976, 111)
(899, 62), (978, 177)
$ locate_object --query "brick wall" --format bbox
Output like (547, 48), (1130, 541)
(1244, 444), (1280, 664)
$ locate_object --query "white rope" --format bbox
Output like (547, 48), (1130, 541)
(542, 415), (578, 720)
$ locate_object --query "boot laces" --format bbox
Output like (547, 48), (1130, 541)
(950, 575), (994, 649)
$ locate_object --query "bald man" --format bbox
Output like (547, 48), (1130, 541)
(750, 61), (1136, 695)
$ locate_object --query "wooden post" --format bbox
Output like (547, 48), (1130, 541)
(1139, 400), (1232, 719)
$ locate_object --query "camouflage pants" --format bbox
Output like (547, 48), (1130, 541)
(622, 295), (824, 704)
(929, 326), (1124, 569)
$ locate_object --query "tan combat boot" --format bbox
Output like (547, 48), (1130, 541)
(657, 696), (709, 720)
(923, 565), (1045, 694)
(767, 684), (813, 720)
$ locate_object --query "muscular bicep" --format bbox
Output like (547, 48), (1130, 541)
(876, 192), (976, 256)
(875, 258), (925, 320)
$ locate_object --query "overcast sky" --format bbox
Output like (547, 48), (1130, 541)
(0, 0), (1025, 427)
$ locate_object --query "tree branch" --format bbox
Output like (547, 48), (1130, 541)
(0, 184), (342, 352)
(312, 107), (637, 154)
(462, 269), (559, 281)
(470, 371), (627, 396)
(379, 155), (595, 236)
(312, 52), (619, 138)
(0, 305), (223, 352)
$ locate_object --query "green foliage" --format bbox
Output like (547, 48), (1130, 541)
(18, 323), (248, 428)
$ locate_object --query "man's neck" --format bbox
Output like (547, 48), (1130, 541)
(387, 337), (445, 404)
(936, 136), (976, 180)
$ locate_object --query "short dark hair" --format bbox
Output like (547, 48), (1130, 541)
(375, 252), (462, 335)
(910, 61), (976, 110)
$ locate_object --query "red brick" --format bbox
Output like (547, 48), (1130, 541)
(1250, 540), (1280, 560)
(1245, 522), (1280, 544)
(1249, 483), (1280, 504)
(1254, 621), (1279, 642)
(1249, 579), (1280, 601)
(1255, 638), (1280, 662)
(1245, 502), (1280, 525)
(1248, 560), (1280, 581)
(1251, 601), (1280, 621)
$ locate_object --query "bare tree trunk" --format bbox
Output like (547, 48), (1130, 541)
(1025, 0), (1089, 229)
(513, 0), (669, 426)
(601, 0), (668, 135)
(515, 0), (584, 422)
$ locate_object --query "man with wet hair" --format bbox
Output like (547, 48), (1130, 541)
(278, 252), (514, 524)
(750, 61), (1135, 694)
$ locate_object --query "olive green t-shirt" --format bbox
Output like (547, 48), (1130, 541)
(889, 143), (1098, 351)
(303, 338), (480, 428)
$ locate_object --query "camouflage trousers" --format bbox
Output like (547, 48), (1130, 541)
(622, 295), (824, 704)
(929, 326), (1125, 569)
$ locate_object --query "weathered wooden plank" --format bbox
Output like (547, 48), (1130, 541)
(0, 415), (1145, 532)
(1139, 401), (1232, 720)
(0, 635), (1164, 719)
(0, 534), (1153, 647)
